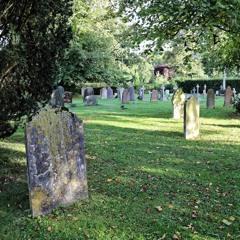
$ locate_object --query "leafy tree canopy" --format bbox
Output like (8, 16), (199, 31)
(0, 0), (72, 137)
(119, 0), (240, 70)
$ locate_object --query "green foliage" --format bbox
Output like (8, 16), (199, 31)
(232, 93), (240, 113)
(0, 0), (72, 137)
(177, 79), (240, 93)
(119, 0), (240, 69)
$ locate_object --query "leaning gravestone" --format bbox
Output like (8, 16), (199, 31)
(83, 87), (94, 102)
(206, 89), (215, 109)
(107, 87), (113, 98)
(25, 108), (88, 216)
(184, 96), (200, 139)
(122, 89), (130, 104)
(85, 95), (98, 106)
(49, 86), (65, 107)
(101, 87), (107, 99)
(64, 91), (72, 103)
(150, 90), (159, 101)
(128, 87), (135, 101)
(224, 86), (233, 107)
(172, 88), (185, 119)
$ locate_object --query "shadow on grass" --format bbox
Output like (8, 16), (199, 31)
(0, 147), (29, 218)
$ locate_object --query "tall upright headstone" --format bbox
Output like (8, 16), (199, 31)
(150, 90), (159, 101)
(128, 87), (135, 101)
(117, 87), (125, 101)
(138, 86), (145, 100)
(160, 85), (166, 101)
(206, 89), (215, 109)
(172, 89), (185, 119)
(49, 86), (65, 107)
(25, 108), (88, 216)
(203, 84), (207, 97)
(107, 87), (113, 98)
(122, 89), (130, 104)
(184, 97), (200, 139)
(224, 86), (233, 107)
(101, 87), (107, 99)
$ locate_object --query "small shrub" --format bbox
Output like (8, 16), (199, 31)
(232, 93), (240, 113)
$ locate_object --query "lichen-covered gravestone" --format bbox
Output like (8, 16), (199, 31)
(150, 90), (159, 101)
(224, 86), (233, 107)
(206, 89), (215, 109)
(83, 87), (94, 102)
(184, 96), (200, 139)
(172, 88), (185, 119)
(25, 108), (88, 216)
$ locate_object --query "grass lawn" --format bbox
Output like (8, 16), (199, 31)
(0, 95), (239, 240)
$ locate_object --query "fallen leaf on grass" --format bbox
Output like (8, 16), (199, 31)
(158, 233), (166, 240)
(229, 216), (235, 221)
(107, 179), (113, 182)
(222, 219), (232, 226)
(47, 226), (52, 232)
(156, 205), (163, 212)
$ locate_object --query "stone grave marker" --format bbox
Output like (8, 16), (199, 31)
(138, 86), (145, 100)
(101, 87), (107, 99)
(206, 89), (215, 109)
(107, 87), (113, 98)
(117, 87), (125, 101)
(224, 86), (233, 107)
(64, 91), (72, 103)
(25, 108), (88, 216)
(203, 84), (207, 97)
(83, 87), (94, 102)
(85, 95), (98, 106)
(122, 89), (130, 104)
(172, 88), (185, 119)
(81, 87), (86, 97)
(49, 86), (65, 107)
(184, 96), (200, 139)
(150, 90), (159, 101)
(129, 87), (135, 101)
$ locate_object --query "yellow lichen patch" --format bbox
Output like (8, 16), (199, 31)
(31, 187), (49, 215)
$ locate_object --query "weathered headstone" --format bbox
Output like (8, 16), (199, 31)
(101, 87), (107, 99)
(122, 89), (130, 104)
(128, 87), (135, 101)
(85, 95), (98, 106)
(184, 96), (200, 139)
(196, 84), (199, 96)
(172, 88), (185, 119)
(25, 108), (88, 216)
(107, 87), (113, 98)
(83, 87), (94, 102)
(206, 89), (215, 109)
(49, 86), (65, 107)
(117, 87), (125, 101)
(203, 84), (207, 97)
(64, 91), (72, 103)
(224, 86), (233, 107)
(160, 85), (166, 101)
(150, 90), (159, 101)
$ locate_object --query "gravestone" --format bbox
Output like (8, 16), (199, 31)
(172, 88), (185, 119)
(184, 96), (200, 139)
(64, 91), (72, 103)
(85, 95), (98, 106)
(107, 87), (113, 98)
(25, 108), (88, 216)
(81, 87), (86, 97)
(160, 85), (166, 101)
(203, 84), (207, 97)
(224, 86), (233, 107)
(117, 87), (125, 101)
(128, 87), (135, 101)
(49, 86), (65, 107)
(138, 86), (145, 100)
(83, 87), (94, 102)
(122, 89), (130, 104)
(196, 84), (199, 96)
(150, 90), (159, 101)
(206, 89), (215, 109)
(101, 87), (107, 99)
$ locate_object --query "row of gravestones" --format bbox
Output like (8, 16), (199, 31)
(28, 85), (234, 216)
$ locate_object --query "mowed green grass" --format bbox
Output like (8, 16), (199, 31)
(0, 95), (239, 240)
